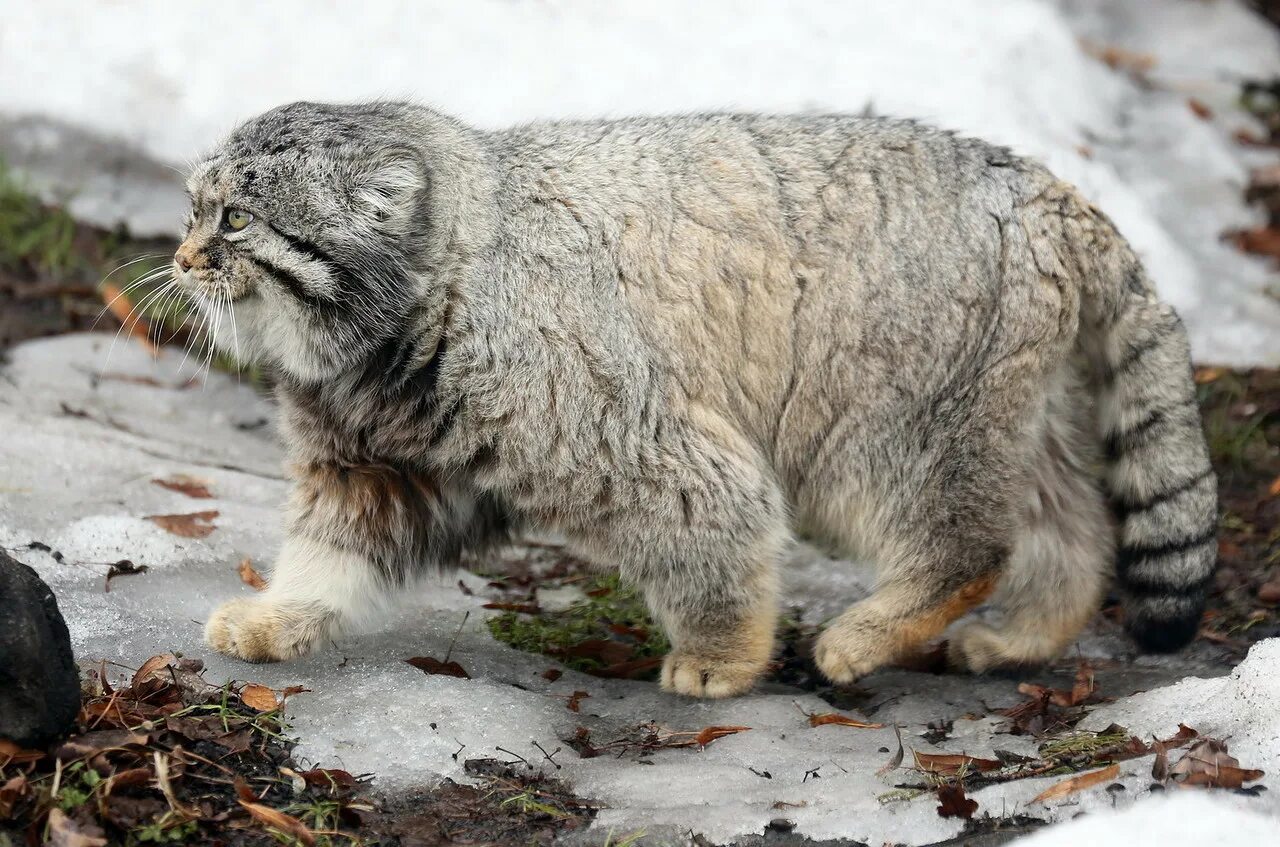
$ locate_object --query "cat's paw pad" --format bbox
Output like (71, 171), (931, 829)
(204, 597), (327, 663)
(813, 625), (884, 684)
(660, 651), (765, 698)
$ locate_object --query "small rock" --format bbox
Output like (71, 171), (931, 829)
(1257, 580), (1280, 604)
(0, 552), (81, 747)
(766, 818), (796, 833)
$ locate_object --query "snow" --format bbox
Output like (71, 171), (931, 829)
(1, 1), (1278, 364)
(1014, 792), (1280, 847)
(1, 332), (1276, 845)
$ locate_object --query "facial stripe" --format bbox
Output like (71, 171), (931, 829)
(243, 254), (328, 307)
(267, 223), (348, 277)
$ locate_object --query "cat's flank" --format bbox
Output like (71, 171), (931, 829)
(184, 102), (1216, 697)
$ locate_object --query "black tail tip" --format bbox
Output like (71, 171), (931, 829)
(1126, 613), (1200, 653)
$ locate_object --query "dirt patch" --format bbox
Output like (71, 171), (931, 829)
(0, 655), (597, 846)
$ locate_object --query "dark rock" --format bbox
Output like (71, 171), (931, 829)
(0, 551), (80, 747)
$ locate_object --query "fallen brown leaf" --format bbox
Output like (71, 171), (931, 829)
(566, 690), (590, 713)
(1188, 98), (1213, 121)
(1033, 763), (1121, 803)
(99, 283), (156, 355)
(913, 751), (1002, 776)
(0, 739), (45, 767)
(152, 474), (213, 499)
(405, 656), (470, 679)
(1269, 475), (1280, 498)
(1227, 227), (1280, 261)
(1081, 40), (1156, 75)
(47, 807), (108, 847)
(1193, 366), (1226, 384)
(542, 668), (564, 682)
(1169, 739), (1264, 789)
(240, 683), (281, 712)
(554, 639), (633, 666)
(936, 784), (978, 820)
(299, 768), (357, 790)
(808, 713), (886, 729)
(0, 774), (29, 820)
(240, 801), (317, 846)
(237, 557), (268, 591)
(590, 656), (664, 679)
(132, 654), (176, 688)
(693, 725), (751, 749)
(145, 510), (218, 539)
(877, 724), (904, 776)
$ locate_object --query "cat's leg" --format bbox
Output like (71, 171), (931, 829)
(949, 390), (1111, 672)
(814, 544), (1004, 683)
(813, 426), (1025, 682)
(585, 415), (787, 698)
(206, 461), (502, 662)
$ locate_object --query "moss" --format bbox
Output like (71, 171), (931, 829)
(0, 160), (84, 279)
(485, 572), (667, 674)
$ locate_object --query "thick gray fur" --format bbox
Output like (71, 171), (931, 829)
(183, 101), (1216, 697)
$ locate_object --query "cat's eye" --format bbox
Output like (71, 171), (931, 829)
(224, 208), (253, 231)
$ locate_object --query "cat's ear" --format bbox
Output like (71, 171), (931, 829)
(349, 149), (425, 233)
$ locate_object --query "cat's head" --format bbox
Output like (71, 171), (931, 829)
(176, 101), (433, 382)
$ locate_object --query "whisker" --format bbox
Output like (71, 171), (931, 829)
(99, 280), (175, 376)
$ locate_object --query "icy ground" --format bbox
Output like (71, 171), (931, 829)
(2, 334), (1277, 845)
(1, 0), (1279, 365)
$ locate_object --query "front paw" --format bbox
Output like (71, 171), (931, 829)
(660, 650), (768, 698)
(813, 623), (886, 684)
(204, 597), (330, 663)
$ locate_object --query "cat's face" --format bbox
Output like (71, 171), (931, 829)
(176, 102), (428, 382)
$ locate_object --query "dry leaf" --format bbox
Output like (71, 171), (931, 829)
(405, 656), (470, 679)
(1033, 763), (1121, 803)
(1188, 98), (1213, 121)
(913, 751), (1002, 776)
(299, 768), (357, 790)
(1152, 739), (1170, 783)
(132, 654), (176, 688)
(808, 713), (886, 729)
(99, 283), (156, 354)
(0, 774), (29, 820)
(1081, 40), (1156, 75)
(1269, 475), (1280, 498)
(693, 725), (751, 748)
(0, 739), (45, 767)
(240, 801), (317, 846)
(877, 724), (905, 776)
(47, 808), (108, 847)
(1169, 739), (1264, 789)
(145, 510), (218, 538)
(936, 784), (978, 819)
(151, 474), (213, 499)
(554, 639), (633, 666)
(590, 657), (664, 679)
(542, 668), (564, 682)
(238, 558), (268, 591)
(240, 683), (280, 712)
(566, 690), (590, 713)
(1193, 367), (1226, 385)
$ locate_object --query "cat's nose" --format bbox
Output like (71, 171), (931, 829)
(175, 248), (194, 272)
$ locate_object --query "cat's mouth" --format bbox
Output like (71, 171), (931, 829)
(176, 267), (256, 304)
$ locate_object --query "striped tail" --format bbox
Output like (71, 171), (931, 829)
(1091, 274), (1218, 652)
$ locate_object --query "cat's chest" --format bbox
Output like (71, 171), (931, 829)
(284, 382), (442, 465)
